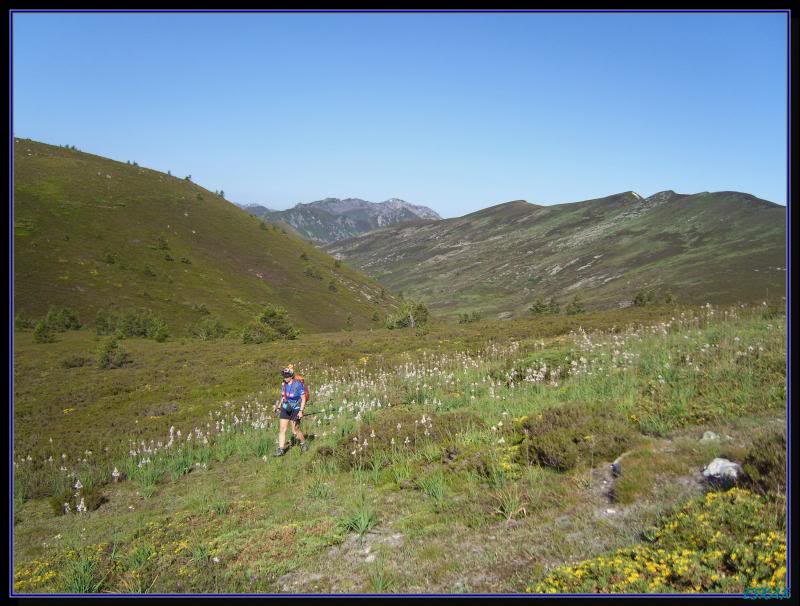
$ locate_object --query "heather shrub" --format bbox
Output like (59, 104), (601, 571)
(740, 427), (786, 495)
(515, 401), (638, 471)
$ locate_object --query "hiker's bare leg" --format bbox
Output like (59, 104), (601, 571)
(291, 420), (305, 443)
(278, 419), (290, 449)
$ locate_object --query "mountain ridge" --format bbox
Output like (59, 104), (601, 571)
(243, 197), (442, 243)
(324, 189), (786, 317)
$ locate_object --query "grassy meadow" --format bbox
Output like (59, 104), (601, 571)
(12, 302), (788, 594)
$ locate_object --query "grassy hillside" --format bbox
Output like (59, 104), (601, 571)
(324, 191), (787, 318)
(13, 139), (397, 334)
(12, 303), (787, 594)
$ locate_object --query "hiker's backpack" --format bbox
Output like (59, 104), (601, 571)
(294, 374), (310, 403)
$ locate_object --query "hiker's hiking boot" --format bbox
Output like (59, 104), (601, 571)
(273, 446), (287, 457)
(300, 441), (308, 453)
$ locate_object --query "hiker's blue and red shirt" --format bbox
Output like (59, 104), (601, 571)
(281, 379), (305, 412)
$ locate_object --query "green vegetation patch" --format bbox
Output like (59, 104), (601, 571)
(514, 401), (639, 472)
(530, 488), (787, 593)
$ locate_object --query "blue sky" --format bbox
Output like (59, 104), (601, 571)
(12, 11), (788, 217)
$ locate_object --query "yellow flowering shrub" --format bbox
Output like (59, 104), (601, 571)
(529, 489), (787, 594)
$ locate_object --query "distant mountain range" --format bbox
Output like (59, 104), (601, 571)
(241, 198), (442, 243)
(324, 191), (787, 317)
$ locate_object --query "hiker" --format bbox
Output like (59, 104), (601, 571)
(273, 366), (308, 456)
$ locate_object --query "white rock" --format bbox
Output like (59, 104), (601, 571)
(700, 431), (720, 443)
(703, 458), (742, 482)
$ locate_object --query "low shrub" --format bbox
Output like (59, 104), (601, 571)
(515, 401), (638, 472)
(530, 488), (787, 593)
(241, 322), (279, 344)
(115, 308), (169, 342)
(15, 314), (34, 330)
(61, 355), (93, 369)
(242, 305), (299, 343)
(740, 427), (786, 495)
(458, 311), (483, 324)
(33, 320), (56, 343)
(49, 487), (108, 516)
(386, 300), (429, 329)
(97, 338), (131, 369)
(44, 306), (82, 331)
(95, 307), (119, 335)
(190, 317), (228, 341)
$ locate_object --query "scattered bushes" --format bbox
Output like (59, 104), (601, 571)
(44, 306), (82, 331)
(97, 338), (131, 369)
(94, 307), (118, 336)
(304, 266), (323, 279)
(118, 309), (168, 342)
(564, 295), (585, 315)
(192, 302), (210, 315)
(33, 321), (56, 343)
(15, 314), (34, 330)
(633, 289), (656, 306)
(458, 311), (482, 324)
(514, 401), (637, 471)
(386, 300), (429, 329)
(529, 296), (560, 315)
(190, 317), (228, 341)
(242, 305), (299, 343)
(96, 307), (169, 342)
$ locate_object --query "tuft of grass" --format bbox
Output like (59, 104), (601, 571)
(191, 544), (211, 566)
(367, 556), (396, 593)
(417, 471), (446, 511)
(60, 551), (105, 593)
(494, 485), (527, 521)
(338, 491), (378, 544)
(211, 498), (230, 515)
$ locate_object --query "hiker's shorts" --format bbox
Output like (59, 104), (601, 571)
(279, 407), (302, 422)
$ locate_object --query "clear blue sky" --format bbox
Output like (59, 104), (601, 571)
(12, 11), (788, 216)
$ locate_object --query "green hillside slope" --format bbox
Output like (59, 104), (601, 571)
(13, 139), (396, 333)
(324, 191), (786, 317)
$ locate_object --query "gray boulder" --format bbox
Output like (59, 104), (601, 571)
(700, 431), (720, 443)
